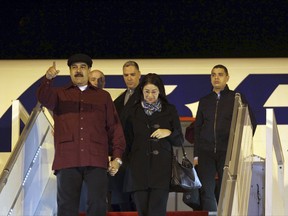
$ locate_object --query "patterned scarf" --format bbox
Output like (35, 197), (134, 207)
(141, 99), (162, 116)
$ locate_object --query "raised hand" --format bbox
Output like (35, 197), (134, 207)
(46, 61), (60, 80)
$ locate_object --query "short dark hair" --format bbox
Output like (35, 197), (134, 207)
(212, 64), (228, 75)
(122, 60), (140, 71)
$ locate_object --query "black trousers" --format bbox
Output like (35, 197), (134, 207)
(133, 188), (169, 216)
(198, 150), (226, 211)
(108, 166), (136, 211)
(56, 166), (108, 216)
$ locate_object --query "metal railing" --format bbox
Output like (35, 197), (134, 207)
(0, 102), (42, 194)
(0, 101), (56, 216)
(265, 108), (285, 215)
(217, 93), (254, 216)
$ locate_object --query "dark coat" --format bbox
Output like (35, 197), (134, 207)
(114, 87), (141, 128)
(109, 88), (141, 203)
(194, 85), (257, 157)
(124, 102), (184, 192)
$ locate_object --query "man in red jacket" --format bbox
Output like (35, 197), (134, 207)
(37, 53), (126, 216)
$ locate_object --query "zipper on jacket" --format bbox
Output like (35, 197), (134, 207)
(213, 97), (219, 153)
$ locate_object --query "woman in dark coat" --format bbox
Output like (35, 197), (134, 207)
(124, 73), (184, 216)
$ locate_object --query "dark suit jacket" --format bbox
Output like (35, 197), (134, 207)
(114, 87), (141, 127)
(108, 87), (141, 203)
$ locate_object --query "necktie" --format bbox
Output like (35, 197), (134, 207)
(124, 89), (133, 105)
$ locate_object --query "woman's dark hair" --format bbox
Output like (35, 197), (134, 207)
(138, 73), (168, 104)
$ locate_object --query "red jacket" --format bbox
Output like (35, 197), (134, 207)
(37, 77), (126, 170)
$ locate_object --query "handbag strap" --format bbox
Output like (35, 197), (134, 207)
(173, 145), (187, 159)
(180, 144), (187, 158)
(178, 144), (194, 169)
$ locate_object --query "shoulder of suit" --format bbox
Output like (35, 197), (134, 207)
(114, 91), (126, 102)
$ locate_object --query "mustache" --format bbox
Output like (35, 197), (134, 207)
(74, 72), (84, 77)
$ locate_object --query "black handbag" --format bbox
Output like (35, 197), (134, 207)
(182, 188), (202, 210)
(182, 165), (202, 210)
(170, 145), (202, 193)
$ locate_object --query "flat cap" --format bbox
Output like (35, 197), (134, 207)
(67, 53), (93, 68)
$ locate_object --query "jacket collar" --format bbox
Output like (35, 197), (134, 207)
(211, 84), (230, 98)
(212, 84), (230, 93)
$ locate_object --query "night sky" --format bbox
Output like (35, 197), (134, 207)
(1, 1), (288, 59)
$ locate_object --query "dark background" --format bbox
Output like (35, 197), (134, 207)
(1, 1), (288, 59)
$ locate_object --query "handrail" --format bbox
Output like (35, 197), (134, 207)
(267, 109), (284, 166)
(218, 93), (254, 215)
(11, 100), (30, 150)
(224, 93), (243, 168)
(265, 108), (285, 216)
(0, 102), (43, 193)
(218, 93), (243, 215)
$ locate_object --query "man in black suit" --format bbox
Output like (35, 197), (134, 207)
(114, 61), (141, 119)
(109, 61), (141, 211)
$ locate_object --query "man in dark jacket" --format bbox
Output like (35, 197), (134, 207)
(109, 60), (141, 211)
(37, 53), (126, 216)
(193, 64), (256, 211)
(114, 60), (141, 125)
